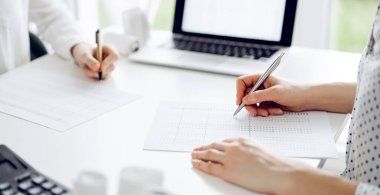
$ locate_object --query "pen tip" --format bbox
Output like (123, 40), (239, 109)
(98, 72), (103, 80)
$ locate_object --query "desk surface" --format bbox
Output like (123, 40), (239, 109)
(0, 38), (360, 195)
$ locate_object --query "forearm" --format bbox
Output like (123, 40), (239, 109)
(29, 0), (85, 60)
(302, 82), (356, 113)
(281, 168), (357, 195)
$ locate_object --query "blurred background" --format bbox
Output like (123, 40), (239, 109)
(64, 0), (379, 53)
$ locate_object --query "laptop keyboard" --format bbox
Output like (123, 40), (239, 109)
(173, 37), (278, 60)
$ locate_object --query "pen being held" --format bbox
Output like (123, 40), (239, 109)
(96, 29), (103, 80)
(233, 52), (285, 116)
(71, 42), (118, 80)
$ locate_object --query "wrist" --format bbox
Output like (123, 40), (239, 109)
(279, 168), (357, 195)
(276, 167), (310, 195)
(70, 43), (81, 57)
(291, 84), (314, 111)
(70, 42), (92, 63)
(301, 84), (321, 111)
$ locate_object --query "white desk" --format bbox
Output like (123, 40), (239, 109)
(0, 34), (360, 195)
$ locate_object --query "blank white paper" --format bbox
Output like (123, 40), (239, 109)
(144, 102), (338, 158)
(0, 69), (139, 131)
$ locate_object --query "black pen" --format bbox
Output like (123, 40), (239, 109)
(95, 29), (103, 80)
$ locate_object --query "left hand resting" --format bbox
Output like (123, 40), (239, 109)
(191, 138), (311, 194)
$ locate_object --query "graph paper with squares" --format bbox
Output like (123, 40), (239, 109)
(144, 102), (338, 158)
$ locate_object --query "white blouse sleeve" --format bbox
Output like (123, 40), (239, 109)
(356, 183), (380, 195)
(28, 0), (86, 61)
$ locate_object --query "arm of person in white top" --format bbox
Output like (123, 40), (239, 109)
(190, 75), (372, 195)
(29, 0), (119, 80)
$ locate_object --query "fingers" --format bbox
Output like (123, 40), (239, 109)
(242, 88), (277, 105)
(89, 45), (118, 80)
(236, 78), (247, 105)
(245, 104), (270, 117)
(191, 159), (224, 177)
(80, 65), (99, 79)
(101, 63), (116, 80)
(192, 149), (225, 164)
(75, 44), (119, 80)
(258, 102), (284, 116)
(245, 105), (258, 116)
(80, 53), (100, 72)
(222, 137), (246, 143)
(192, 143), (227, 176)
(100, 45), (119, 70)
(236, 75), (261, 105)
(267, 107), (284, 115)
(257, 108), (269, 117)
(72, 43), (119, 80)
(245, 104), (283, 117)
(79, 62), (115, 80)
(236, 74), (277, 106)
(193, 142), (228, 152)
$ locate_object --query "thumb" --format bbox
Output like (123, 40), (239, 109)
(243, 88), (277, 105)
(81, 53), (100, 72)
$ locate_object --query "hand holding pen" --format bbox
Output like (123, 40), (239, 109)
(234, 53), (285, 116)
(70, 30), (120, 80)
(234, 53), (314, 117)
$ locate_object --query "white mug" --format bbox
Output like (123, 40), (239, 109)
(118, 166), (164, 195)
(103, 32), (139, 55)
(73, 171), (107, 195)
(122, 7), (150, 46)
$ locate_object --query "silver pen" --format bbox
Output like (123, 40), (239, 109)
(233, 52), (285, 117)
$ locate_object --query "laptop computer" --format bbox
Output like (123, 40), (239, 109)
(129, 0), (298, 76)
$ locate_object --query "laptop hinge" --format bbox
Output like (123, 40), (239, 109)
(172, 34), (284, 50)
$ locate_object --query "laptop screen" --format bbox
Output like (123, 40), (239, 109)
(182, 0), (286, 42)
(173, 0), (298, 46)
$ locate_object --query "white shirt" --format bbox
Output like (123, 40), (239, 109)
(342, 5), (380, 195)
(0, 0), (84, 74)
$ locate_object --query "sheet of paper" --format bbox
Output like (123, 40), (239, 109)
(144, 102), (338, 158)
(0, 68), (139, 131)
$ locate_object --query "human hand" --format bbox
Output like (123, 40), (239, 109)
(191, 138), (310, 194)
(236, 75), (307, 116)
(71, 43), (119, 80)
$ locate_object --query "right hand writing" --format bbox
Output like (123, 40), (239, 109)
(236, 75), (307, 117)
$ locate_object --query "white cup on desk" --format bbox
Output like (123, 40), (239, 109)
(73, 171), (107, 195)
(122, 7), (150, 46)
(103, 32), (139, 55)
(118, 166), (164, 195)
